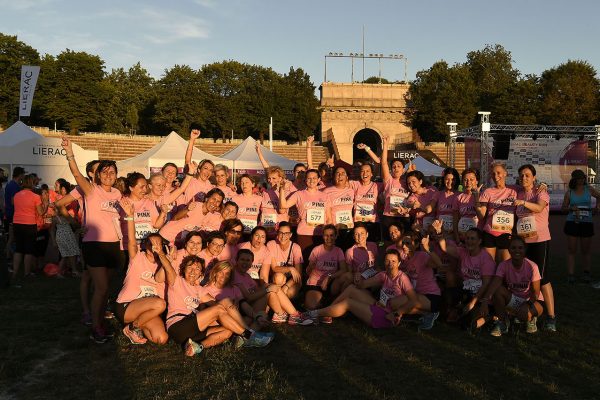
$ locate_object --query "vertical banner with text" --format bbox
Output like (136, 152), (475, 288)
(19, 65), (40, 118)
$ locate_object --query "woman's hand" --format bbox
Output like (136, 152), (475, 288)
(119, 198), (134, 217)
(190, 129), (201, 140)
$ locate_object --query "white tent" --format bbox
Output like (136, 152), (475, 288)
(0, 121), (98, 185)
(219, 136), (299, 179)
(409, 155), (445, 176)
(116, 131), (233, 176)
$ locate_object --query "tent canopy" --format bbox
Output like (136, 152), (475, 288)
(409, 156), (445, 176)
(0, 121), (98, 184)
(219, 136), (299, 173)
(116, 131), (232, 176)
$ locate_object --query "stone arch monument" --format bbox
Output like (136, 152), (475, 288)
(319, 82), (414, 164)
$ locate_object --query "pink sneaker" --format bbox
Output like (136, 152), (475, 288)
(122, 324), (147, 345)
(271, 312), (288, 324)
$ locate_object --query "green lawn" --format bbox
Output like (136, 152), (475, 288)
(1, 256), (599, 400)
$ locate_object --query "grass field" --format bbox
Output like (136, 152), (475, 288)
(1, 255), (600, 400)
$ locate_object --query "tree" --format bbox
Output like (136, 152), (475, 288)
(363, 76), (391, 84)
(0, 33), (40, 127)
(280, 67), (319, 142)
(539, 60), (600, 125)
(409, 61), (478, 141)
(493, 74), (540, 124)
(153, 65), (207, 136)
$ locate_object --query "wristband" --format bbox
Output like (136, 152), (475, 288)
(364, 146), (370, 151)
(186, 172), (194, 177)
(124, 217), (134, 221)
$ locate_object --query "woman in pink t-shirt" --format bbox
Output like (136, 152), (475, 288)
(300, 249), (418, 328)
(260, 166), (290, 238)
(340, 223), (379, 291)
(115, 200), (175, 345)
(147, 161), (196, 220)
(349, 163), (383, 243)
(197, 231), (227, 275)
(435, 168), (460, 236)
(213, 164), (236, 203)
(171, 232), (203, 273)
(12, 174), (47, 282)
(61, 137), (124, 343)
(323, 166), (356, 250)
(514, 164), (556, 331)
(279, 169), (331, 252)
(233, 175), (263, 237)
(267, 222), (304, 299)
(238, 226), (273, 285)
(480, 236), (544, 337)
(432, 221), (496, 329)
(220, 219), (243, 262)
(476, 162), (518, 263)
(405, 170), (438, 233)
(305, 225), (348, 314)
(453, 168), (482, 243)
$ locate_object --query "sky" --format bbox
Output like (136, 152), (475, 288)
(1, 0), (599, 89)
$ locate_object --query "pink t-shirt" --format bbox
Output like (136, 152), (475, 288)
(233, 193), (262, 234)
(266, 240), (303, 267)
(219, 243), (239, 263)
(307, 244), (345, 286)
(495, 258), (543, 300)
(516, 189), (551, 243)
(345, 242), (378, 273)
(323, 186), (355, 229)
(232, 270), (259, 293)
(197, 248), (222, 271)
(456, 247), (496, 294)
(13, 190), (42, 225)
(120, 197), (160, 247)
(435, 191), (457, 230)
(260, 189), (289, 235)
(184, 177), (214, 203)
(215, 185), (236, 203)
(116, 252), (166, 304)
(159, 205), (223, 244)
(69, 187), (85, 223)
(479, 187), (517, 236)
(239, 242), (272, 280)
(382, 177), (410, 217)
(407, 188), (437, 228)
(82, 185), (122, 243)
(203, 283), (243, 301)
(453, 192), (480, 233)
(288, 189), (329, 236)
(350, 180), (382, 223)
(166, 276), (207, 329)
(376, 271), (413, 307)
(400, 251), (441, 295)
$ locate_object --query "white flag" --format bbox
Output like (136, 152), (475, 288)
(19, 65), (40, 118)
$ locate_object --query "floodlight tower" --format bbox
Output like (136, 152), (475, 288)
(447, 123), (457, 168)
(479, 112), (491, 184)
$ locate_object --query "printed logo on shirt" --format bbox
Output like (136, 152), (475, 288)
(184, 295), (199, 309)
(332, 196), (353, 206)
(100, 200), (119, 213)
(136, 211), (151, 219)
(508, 281), (529, 291)
(241, 207), (259, 214)
(306, 201), (325, 208)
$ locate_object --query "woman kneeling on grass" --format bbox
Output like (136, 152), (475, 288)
(300, 249), (417, 328)
(480, 236), (544, 337)
(166, 256), (273, 356)
(115, 199), (173, 345)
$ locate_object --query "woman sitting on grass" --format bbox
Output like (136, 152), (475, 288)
(480, 236), (544, 337)
(166, 256), (273, 356)
(115, 199), (173, 345)
(299, 249), (417, 328)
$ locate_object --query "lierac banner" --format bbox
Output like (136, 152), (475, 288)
(19, 65), (40, 118)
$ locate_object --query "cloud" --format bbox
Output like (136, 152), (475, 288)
(140, 8), (210, 44)
(0, 0), (55, 11)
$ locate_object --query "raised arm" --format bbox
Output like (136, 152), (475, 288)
(120, 198), (139, 258)
(278, 181), (297, 211)
(161, 161), (198, 205)
(306, 135), (314, 169)
(431, 220), (460, 258)
(255, 142), (270, 169)
(356, 143), (382, 164)
(61, 136), (93, 196)
(380, 136), (391, 181)
(185, 129), (201, 166)
(152, 244), (175, 285)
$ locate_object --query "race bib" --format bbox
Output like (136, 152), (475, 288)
(306, 208), (325, 226)
(576, 207), (591, 218)
(335, 210), (353, 228)
(261, 213), (277, 228)
(516, 216), (537, 239)
(506, 295), (526, 312)
(361, 267), (377, 279)
(248, 265), (260, 280)
(491, 210), (514, 233)
(379, 290), (391, 307)
(422, 216), (434, 231)
(354, 203), (375, 222)
(135, 222), (157, 241)
(458, 216), (478, 233)
(462, 278), (482, 294)
(138, 285), (157, 298)
(390, 194), (407, 209)
(240, 218), (258, 233)
(439, 214), (454, 231)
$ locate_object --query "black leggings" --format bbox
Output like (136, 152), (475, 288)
(525, 241), (551, 285)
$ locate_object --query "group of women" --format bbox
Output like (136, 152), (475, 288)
(14, 129), (597, 355)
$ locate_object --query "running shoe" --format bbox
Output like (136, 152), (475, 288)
(526, 317), (538, 334)
(544, 317), (557, 332)
(89, 328), (109, 344)
(123, 324), (147, 345)
(185, 339), (204, 356)
(243, 332), (274, 348)
(287, 312), (314, 326)
(81, 312), (92, 327)
(271, 312), (288, 324)
(319, 316), (333, 324)
(490, 320), (509, 337)
(418, 312), (440, 331)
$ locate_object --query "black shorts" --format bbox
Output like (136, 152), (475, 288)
(115, 302), (129, 326)
(525, 241), (550, 285)
(425, 294), (442, 313)
(34, 229), (50, 258)
(167, 313), (207, 346)
(482, 232), (511, 249)
(82, 241), (124, 269)
(13, 223), (37, 255)
(381, 215), (412, 241)
(563, 221), (594, 238)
